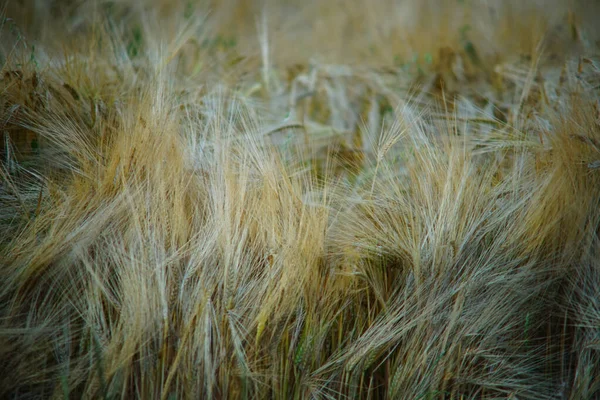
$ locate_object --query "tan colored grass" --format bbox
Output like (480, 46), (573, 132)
(1, 0), (600, 398)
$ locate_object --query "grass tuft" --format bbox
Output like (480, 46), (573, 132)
(1, 0), (600, 398)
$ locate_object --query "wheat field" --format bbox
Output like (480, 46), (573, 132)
(1, 0), (600, 398)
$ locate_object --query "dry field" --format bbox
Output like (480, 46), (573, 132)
(1, 0), (600, 398)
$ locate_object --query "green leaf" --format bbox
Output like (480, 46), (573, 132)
(127, 25), (143, 58)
